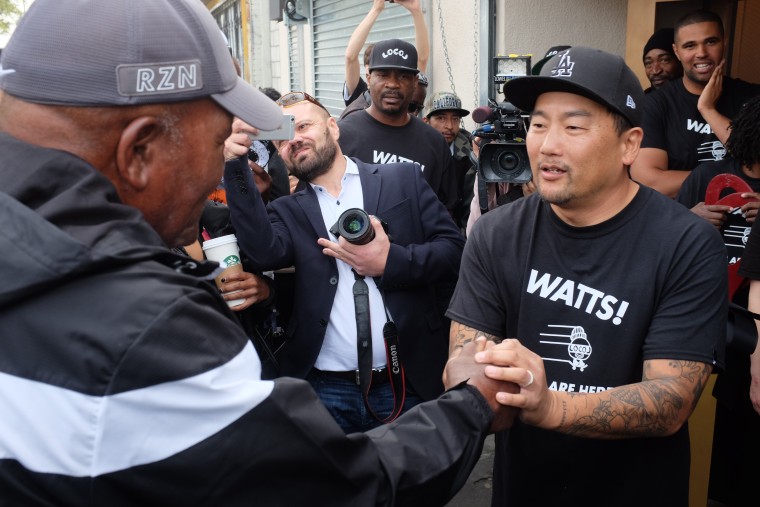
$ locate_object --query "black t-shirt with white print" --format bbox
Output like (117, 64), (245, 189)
(447, 186), (727, 506)
(641, 77), (760, 171)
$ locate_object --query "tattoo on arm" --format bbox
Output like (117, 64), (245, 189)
(449, 321), (503, 355)
(560, 360), (711, 438)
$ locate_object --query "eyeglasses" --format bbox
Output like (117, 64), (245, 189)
(408, 102), (424, 115)
(276, 91), (330, 115)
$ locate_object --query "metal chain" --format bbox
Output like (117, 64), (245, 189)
(436, 0), (456, 95)
(473, 0), (479, 109)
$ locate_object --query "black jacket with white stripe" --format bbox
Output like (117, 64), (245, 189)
(0, 133), (493, 506)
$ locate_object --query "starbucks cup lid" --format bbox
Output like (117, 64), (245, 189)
(201, 234), (238, 250)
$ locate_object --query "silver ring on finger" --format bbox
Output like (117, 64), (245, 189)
(521, 369), (534, 388)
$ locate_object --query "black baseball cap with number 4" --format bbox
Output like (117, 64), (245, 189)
(503, 46), (644, 128)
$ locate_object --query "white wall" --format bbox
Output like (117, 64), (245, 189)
(498, 0), (627, 59)
(428, 0), (628, 130)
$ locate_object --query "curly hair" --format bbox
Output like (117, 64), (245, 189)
(726, 95), (760, 168)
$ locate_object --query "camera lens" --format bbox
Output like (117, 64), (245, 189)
(335, 209), (375, 245)
(345, 216), (364, 234)
(498, 152), (520, 171)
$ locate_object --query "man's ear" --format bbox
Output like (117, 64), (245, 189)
(622, 127), (644, 166)
(115, 116), (163, 191)
(327, 116), (340, 142)
(672, 43), (682, 62)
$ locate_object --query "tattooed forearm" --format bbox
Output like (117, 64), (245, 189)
(449, 321), (503, 355)
(557, 360), (711, 439)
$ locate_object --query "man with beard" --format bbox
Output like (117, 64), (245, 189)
(447, 47), (726, 506)
(337, 39), (458, 213)
(0, 0), (518, 504)
(223, 92), (465, 433)
(632, 10), (760, 197)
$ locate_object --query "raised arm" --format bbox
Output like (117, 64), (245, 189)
(698, 60), (731, 145)
(345, 0), (385, 97)
(396, 0), (429, 73)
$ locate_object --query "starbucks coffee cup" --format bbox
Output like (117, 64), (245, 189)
(201, 234), (246, 308)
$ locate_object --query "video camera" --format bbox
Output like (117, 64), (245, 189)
(471, 100), (531, 184)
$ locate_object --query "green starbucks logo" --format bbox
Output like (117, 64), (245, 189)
(222, 255), (241, 267)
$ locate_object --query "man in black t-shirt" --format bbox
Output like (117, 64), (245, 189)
(679, 94), (760, 507)
(730, 217), (760, 507)
(338, 38), (458, 212)
(448, 47), (726, 506)
(677, 96), (760, 238)
(632, 10), (760, 198)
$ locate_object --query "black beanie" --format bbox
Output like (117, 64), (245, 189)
(643, 28), (675, 60)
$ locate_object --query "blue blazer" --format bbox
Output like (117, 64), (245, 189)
(224, 157), (465, 400)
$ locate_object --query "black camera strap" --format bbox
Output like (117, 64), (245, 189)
(352, 269), (406, 423)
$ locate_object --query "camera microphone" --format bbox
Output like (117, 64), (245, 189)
(471, 106), (497, 124)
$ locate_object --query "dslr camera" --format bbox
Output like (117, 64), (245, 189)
(472, 100), (531, 184)
(330, 208), (389, 245)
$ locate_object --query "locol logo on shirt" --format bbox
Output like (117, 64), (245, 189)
(117, 60), (203, 97)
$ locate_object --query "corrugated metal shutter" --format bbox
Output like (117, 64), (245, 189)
(311, 0), (415, 117)
(287, 22), (304, 91)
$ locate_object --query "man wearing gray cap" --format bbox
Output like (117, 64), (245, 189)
(0, 0), (520, 505)
(423, 91), (475, 231)
(447, 47), (727, 506)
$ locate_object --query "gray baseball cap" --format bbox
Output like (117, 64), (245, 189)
(504, 46), (644, 128)
(0, 0), (281, 130)
(424, 92), (470, 119)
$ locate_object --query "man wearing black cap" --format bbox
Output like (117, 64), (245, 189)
(338, 38), (458, 213)
(0, 0), (522, 504)
(642, 27), (683, 93)
(632, 10), (760, 197)
(447, 46), (727, 506)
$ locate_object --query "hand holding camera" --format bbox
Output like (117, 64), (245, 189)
(224, 118), (259, 161)
(318, 208), (390, 277)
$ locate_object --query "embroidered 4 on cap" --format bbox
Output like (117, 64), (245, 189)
(503, 46), (644, 128)
(0, 0), (282, 131)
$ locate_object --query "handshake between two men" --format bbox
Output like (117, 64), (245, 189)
(445, 335), (543, 433)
